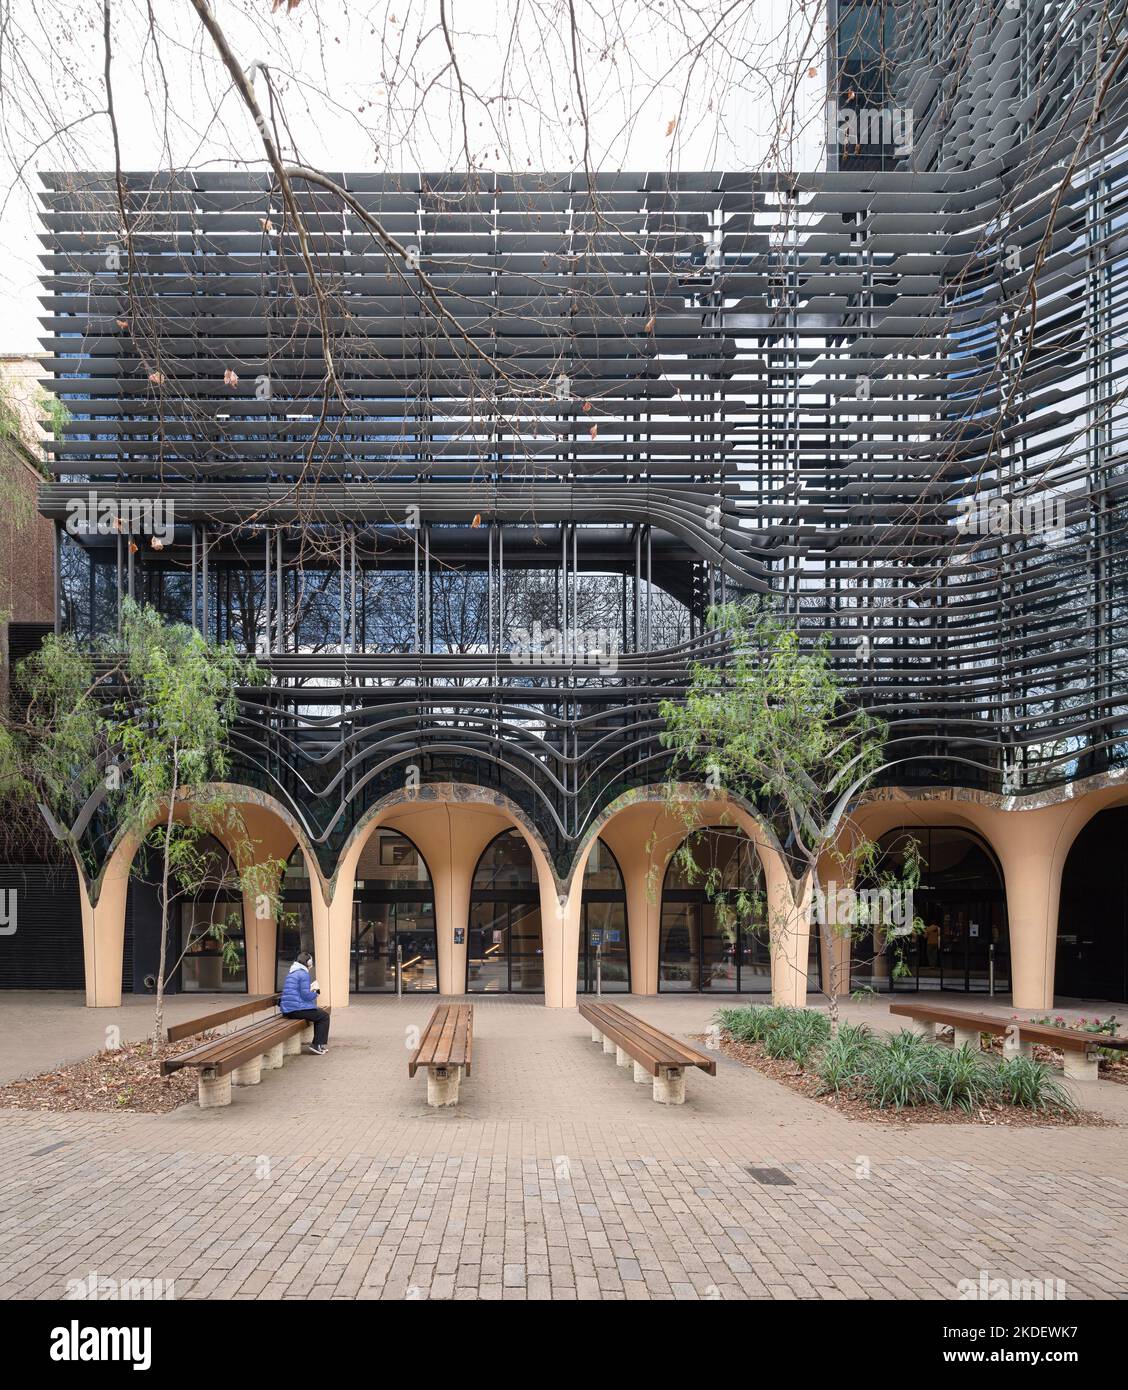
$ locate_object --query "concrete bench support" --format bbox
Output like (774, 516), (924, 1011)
(301, 1024), (315, 1045)
(615, 1045), (633, 1070)
(633, 1060), (650, 1084)
(232, 1055), (263, 1087)
(427, 1064), (462, 1107)
(602, 1034), (616, 1056)
(283, 1032), (303, 1057)
(1063, 1049), (1100, 1083)
(653, 1066), (686, 1105)
(951, 1026), (981, 1051)
(1003, 1033), (1033, 1058)
(590, 1025), (603, 1044)
(263, 1042), (285, 1070)
(198, 1069), (232, 1109)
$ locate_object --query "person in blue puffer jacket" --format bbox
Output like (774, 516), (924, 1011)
(280, 952), (330, 1054)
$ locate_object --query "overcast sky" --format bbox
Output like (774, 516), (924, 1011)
(0, 0), (828, 354)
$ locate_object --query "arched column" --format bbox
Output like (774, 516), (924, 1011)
(759, 840), (812, 1007)
(589, 789), (804, 1004)
(596, 803), (671, 995)
(80, 785), (315, 1008)
(307, 878), (351, 1008)
(231, 806), (299, 997)
(76, 839), (134, 1007)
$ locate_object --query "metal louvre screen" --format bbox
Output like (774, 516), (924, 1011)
(34, 1), (1128, 863)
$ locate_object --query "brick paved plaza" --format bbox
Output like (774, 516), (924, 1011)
(1, 994), (1126, 1302)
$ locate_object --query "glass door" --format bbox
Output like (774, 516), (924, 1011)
(701, 902), (738, 991)
(353, 898), (438, 992)
(468, 900), (510, 992)
(354, 901), (394, 991)
(579, 900), (629, 992)
(508, 902), (544, 992)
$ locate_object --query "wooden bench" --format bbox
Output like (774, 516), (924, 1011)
(578, 1000), (715, 1104)
(162, 1008), (309, 1109)
(889, 1001), (1128, 1082)
(165, 994), (282, 1044)
(409, 1004), (473, 1107)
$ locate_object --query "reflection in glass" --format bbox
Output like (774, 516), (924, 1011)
(578, 839), (630, 993)
(659, 827), (767, 992)
(277, 831), (438, 993)
(468, 830), (544, 992)
(179, 835), (246, 993)
(851, 827), (1008, 994)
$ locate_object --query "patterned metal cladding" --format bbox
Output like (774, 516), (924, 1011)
(35, 0), (1128, 872)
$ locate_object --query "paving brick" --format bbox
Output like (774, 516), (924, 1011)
(1, 994), (1126, 1302)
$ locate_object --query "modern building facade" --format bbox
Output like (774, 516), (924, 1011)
(13, 0), (1128, 1009)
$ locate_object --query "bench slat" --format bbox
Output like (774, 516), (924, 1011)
(409, 1004), (474, 1076)
(889, 1002), (1009, 1035)
(161, 1015), (304, 1076)
(579, 1001), (716, 1075)
(166, 994), (281, 1044)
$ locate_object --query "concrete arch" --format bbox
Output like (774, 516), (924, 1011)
(573, 785), (806, 1004)
(78, 783), (318, 1007)
(327, 784), (567, 1006)
(849, 774), (1128, 1009)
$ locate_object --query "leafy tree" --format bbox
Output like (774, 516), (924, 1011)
(11, 601), (285, 1048)
(657, 600), (923, 1026)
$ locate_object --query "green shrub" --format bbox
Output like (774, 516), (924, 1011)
(858, 1030), (937, 1109)
(714, 1005), (790, 1044)
(762, 1008), (831, 1065)
(992, 1055), (1076, 1113)
(930, 1043), (993, 1112)
(815, 1024), (874, 1094)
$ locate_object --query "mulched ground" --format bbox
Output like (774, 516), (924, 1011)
(0, 1036), (213, 1115)
(696, 1033), (1110, 1129)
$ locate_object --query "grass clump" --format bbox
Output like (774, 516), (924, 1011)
(716, 1008), (1079, 1116)
(991, 1055), (1076, 1113)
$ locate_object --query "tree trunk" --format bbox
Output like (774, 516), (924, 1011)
(823, 919), (841, 1036)
(151, 742), (179, 1056)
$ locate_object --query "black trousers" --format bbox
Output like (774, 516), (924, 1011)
(284, 1007), (330, 1047)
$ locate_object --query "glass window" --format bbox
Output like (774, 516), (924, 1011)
(179, 835), (246, 993)
(468, 830), (543, 992)
(660, 827), (767, 992)
(578, 839), (629, 993)
(353, 831), (437, 993)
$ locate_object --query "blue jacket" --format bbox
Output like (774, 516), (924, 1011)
(281, 963), (318, 1013)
